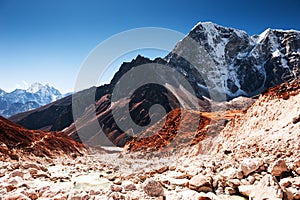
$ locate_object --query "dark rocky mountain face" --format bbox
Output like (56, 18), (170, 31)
(10, 22), (300, 147)
(65, 83), (186, 147)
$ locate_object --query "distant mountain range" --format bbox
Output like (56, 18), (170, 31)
(10, 22), (300, 147)
(0, 83), (70, 117)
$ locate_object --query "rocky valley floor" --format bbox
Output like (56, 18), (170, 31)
(0, 146), (300, 200)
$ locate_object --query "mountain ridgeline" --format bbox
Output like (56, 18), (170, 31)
(10, 22), (300, 147)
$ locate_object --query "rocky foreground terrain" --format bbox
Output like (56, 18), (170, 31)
(0, 80), (299, 199)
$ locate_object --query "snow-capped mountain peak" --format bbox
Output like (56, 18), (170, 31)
(187, 21), (253, 67)
(27, 82), (48, 93)
(167, 22), (300, 99)
(192, 21), (249, 37)
(192, 21), (216, 31)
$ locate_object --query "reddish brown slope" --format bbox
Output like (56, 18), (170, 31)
(0, 116), (85, 160)
(124, 108), (243, 153)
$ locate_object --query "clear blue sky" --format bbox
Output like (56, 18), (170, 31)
(0, 0), (299, 93)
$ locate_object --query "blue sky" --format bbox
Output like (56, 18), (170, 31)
(0, 0), (299, 93)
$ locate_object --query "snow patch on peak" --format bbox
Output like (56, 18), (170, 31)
(272, 49), (281, 57)
(26, 82), (45, 93)
(271, 49), (290, 69)
(191, 21), (216, 31)
(272, 28), (300, 34)
(233, 29), (247, 38)
(253, 28), (271, 44)
(26, 82), (61, 95)
(192, 22), (248, 37)
(252, 28), (299, 44)
(201, 21), (217, 30)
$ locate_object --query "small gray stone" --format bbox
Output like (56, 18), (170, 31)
(143, 179), (164, 197)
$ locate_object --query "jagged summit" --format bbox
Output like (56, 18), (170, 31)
(26, 82), (61, 96)
(26, 82), (44, 93)
(27, 82), (49, 93)
(191, 21), (248, 35)
(193, 22), (300, 43)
